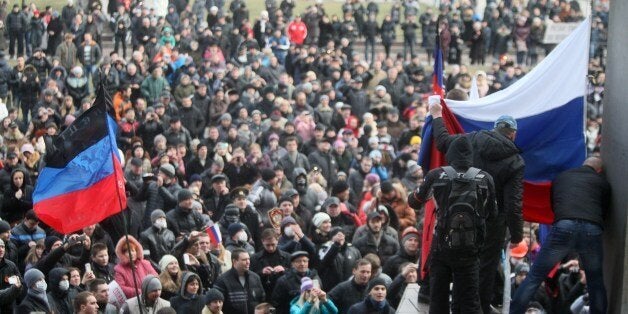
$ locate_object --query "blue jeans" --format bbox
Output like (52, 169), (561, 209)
(510, 219), (606, 314)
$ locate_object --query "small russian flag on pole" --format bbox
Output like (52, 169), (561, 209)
(205, 221), (222, 244)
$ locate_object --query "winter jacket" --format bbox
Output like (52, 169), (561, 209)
(166, 205), (206, 237)
(0, 258), (22, 313)
(328, 279), (368, 314)
(279, 153), (311, 181)
(382, 249), (419, 279)
(250, 248), (291, 298)
(140, 225), (176, 264)
(308, 150), (338, 185)
(432, 117), (525, 243)
(179, 105), (205, 138)
(170, 272), (205, 313)
(223, 162), (259, 188)
(289, 296), (339, 314)
(47, 268), (74, 314)
(214, 268), (265, 314)
(317, 241), (362, 290)
(272, 268), (320, 314)
(120, 275), (170, 314)
(248, 180), (277, 217)
(77, 42), (102, 66)
(55, 41), (78, 71)
(347, 296), (395, 314)
(551, 165), (611, 227)
(141, 75), (170, 104)
(114, 236), (158, 298)
(352, 229), (399, 264)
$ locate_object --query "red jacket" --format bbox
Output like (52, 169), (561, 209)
(287, 21), (307, 45)
(114, 235), (158, 298)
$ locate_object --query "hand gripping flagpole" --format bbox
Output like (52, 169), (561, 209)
(100, 84), (144, 314)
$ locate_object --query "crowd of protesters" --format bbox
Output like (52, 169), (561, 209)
(0, 0), (610, 313)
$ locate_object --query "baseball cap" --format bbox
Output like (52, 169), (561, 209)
(494, 115), (517, 130)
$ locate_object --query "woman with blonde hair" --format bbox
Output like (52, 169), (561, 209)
(289, 277), (338, 314)
(307, 167), (327, 191)
(159, 254), (183, 301)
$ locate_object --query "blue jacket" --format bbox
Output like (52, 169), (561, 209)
(290, 295), (339, 314)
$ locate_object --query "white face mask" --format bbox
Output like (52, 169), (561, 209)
(237, 231), (248, 242)
(284, 226), (295, 238)
(59, 280), (70, 291)
(34, 280), (47, 292)
(154, 218), (167, 229)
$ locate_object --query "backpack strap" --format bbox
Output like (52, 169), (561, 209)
(442, 166), (459, 180)
(463, 167), (482, 180)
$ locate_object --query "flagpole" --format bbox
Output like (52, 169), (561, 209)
(101, 84), (144, 314)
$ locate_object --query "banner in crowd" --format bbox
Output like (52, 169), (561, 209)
(33, 86), (127, 234)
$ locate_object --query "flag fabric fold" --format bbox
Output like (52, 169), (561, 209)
(205, 221), (222, 244)
(33, 86), (127, 234)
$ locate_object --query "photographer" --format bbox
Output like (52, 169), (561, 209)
(34, 233), (92, 275)
(289, 276), (338, 314)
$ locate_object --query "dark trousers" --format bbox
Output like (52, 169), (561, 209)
(430, 253), (481, 314)
(9, 31), (24, 57)
(479, 213), (507, 314)
(511, 219), (606, 314)
(364, 37), (376, 62)
(115, 34), (127, 58)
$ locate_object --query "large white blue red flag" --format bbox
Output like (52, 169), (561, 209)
(418, 18), (590, 276)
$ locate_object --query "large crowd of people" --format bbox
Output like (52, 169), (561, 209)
(0, 0), (610, 313)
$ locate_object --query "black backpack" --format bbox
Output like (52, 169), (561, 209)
(438, 166), (487, 251)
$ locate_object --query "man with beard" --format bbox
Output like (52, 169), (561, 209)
(166, 189), (206, 239)
(251, 229), (291, 299)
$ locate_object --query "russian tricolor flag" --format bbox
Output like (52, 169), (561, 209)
(418, 18), (590, 276)
(33, 86), (127, 234)
(206, 221), (222, 244)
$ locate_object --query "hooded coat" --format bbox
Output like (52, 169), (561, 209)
(170, 272), (205, 313)
(431, 117), (524, 244)
(46, 268), (73, 314)
(114, 235), (158, 298)
(1, 168), (34, 224)
(121, 275), (171, 314)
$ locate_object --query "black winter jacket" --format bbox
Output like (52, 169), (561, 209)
(328, 279), (368, 314)
(271, 268), (320, 314)
(214, 268), (265, 314)
(0, 258), (22, 313)
(140, 225), (176, 263)
(432, 117), (525, 243)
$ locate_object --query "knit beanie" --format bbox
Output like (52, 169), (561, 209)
(280, 216), (297, 230)
(367, 277), (387, 292)
(365, 173), (380, 186)
(143, 275), (162, 293)
(177, 189), (194, 202)
(24, 268), (45, 288)
(401, 227), (421, 244)
(159, 254), (178, 272)
(311, 212), (331, 229)
(45, 236), (62, 252)
(331, 180), (349, 196)
(0, 220), (10, 234)
(300, 277), (314, 293)
(205, 288), (225, 304)
(150, 210), (166, 223)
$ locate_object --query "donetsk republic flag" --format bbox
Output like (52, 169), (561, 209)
(33, 86), (127, 234)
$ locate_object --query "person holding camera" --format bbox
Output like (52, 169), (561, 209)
(0, 238), (22, 313)
(34, 233), (92, 275)
(290, 277), (338, 314)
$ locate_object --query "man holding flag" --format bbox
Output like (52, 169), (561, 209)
(429, 100), (525, 313)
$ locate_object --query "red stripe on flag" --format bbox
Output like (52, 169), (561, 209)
(522, 181), (554, 224)
(34, 153), (126, 234)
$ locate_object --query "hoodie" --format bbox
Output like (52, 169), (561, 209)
(47, 268), (73, 314)
(170, 272), (205, 313)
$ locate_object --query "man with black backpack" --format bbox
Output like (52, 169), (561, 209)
(430, 90), (525, 314)
(409, 136), (496, 313)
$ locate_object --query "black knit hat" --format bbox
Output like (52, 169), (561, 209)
(367, 277), (387, 292)
(205, 288), (224, 303)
